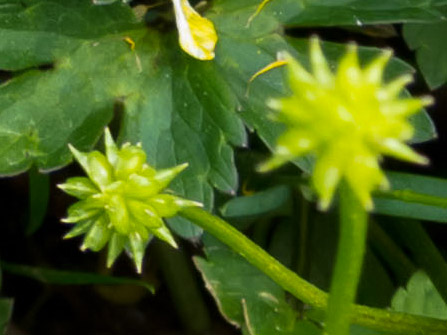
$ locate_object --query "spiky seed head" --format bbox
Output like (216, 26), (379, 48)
(59, 128), (202, 272)
(259, 37), (432, 210)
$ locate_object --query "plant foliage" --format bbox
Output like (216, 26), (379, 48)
(1, 0), (447, 334)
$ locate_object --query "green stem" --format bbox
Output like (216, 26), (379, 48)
(180, 207), (327, 308)
(352, 304), (447, 335)
(374, 189), (447, 207)
(325, 183), (368, 335)
(179, 207), (447, 335)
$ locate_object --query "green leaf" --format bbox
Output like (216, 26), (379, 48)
(0, 266), (13, 334)
(267, 218), (299, 268)
(194, 234), (321, 334)
(0, 298), (13, 335)
(373, 172), (447, 222)
(347, 270), (447, 334)
(350, 325), (387, 335)
(210, 6), (316, 172)
(271, 0), (447, 26)
(27, 168), (50, 235)
(155, 242), (211, 334)
(93, 0), (123, 4)
(0, 0), (246, 237)
(0, 261), (154, 293)
(120, 33), (246, 236)
(0, 0), (137, 71)
(220, 185), (292, 219)
(0, 0), (137, 175)
(392, 271), (447, 320)
(404, 16), (447, 89)
(380, 219), (447, 304)
(0, 0), (436, 239)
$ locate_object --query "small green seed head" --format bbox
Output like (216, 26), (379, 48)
(59, 128), (201, 273)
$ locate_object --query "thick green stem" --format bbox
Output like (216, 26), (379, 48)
(180, 207), (327, 308)
(352, 304), (447, 334)
(179, 207), (447, 335)
(325, 183), (368, 335)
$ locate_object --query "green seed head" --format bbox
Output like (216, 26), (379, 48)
(259, 37), (432, 211)
(59, 128), (201, 273)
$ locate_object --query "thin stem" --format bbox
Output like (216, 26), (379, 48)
(296, 195), (310, 276)
(155, 241), (211, 333)
(179, 207), (447, 335)
(325, 183), (368, 335)
(369, 220), (416, 285)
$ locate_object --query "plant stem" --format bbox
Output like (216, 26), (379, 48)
(325, 183), (368, 335)
(352, 304), (447, 335)
(154, 241), (211, 333)
(179, 207), (447, 335)
(180, 207), (327, 308)
(296, 195), (310, 277)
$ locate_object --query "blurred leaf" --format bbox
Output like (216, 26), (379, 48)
(93, 0), (124, 4)
(268, 218), (299, 269)
(0, 262), (154, 293)
(220, 185), (292, 219)
(374, 172), (447, 223)
(368, 221), (416, 286)
(350, 324), (387, 335)
(381, 219), (447, 304)
(27, 168), (50, 235)
(275, 0), (447, 27)
(404, 13), (447, 89)
(155, 242), (211, 333)
(194, 234), (321, 334)
(0, 298), (13, 335)
(392, 271), (447, 320)
(0, 267), (13, 335)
